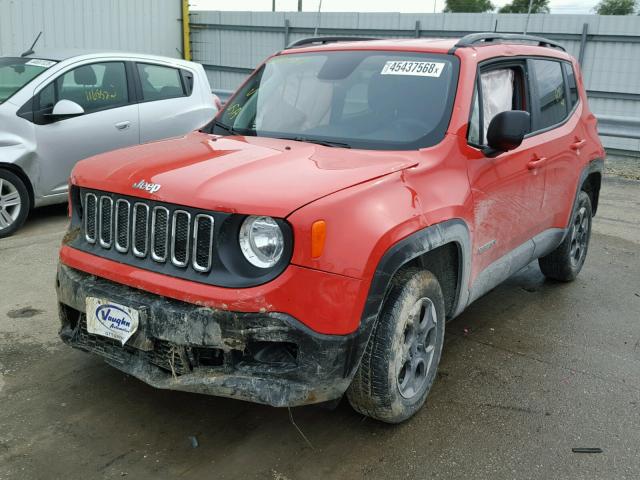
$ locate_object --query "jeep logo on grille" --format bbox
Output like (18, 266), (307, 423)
(132, 179), (161, 194)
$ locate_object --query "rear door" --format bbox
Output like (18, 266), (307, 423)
(134, 62), (210, 143)
(32, 61), (139, 198)
(527, 58), (584, 229)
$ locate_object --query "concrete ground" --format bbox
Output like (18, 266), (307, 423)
(1, 177), (639, 480)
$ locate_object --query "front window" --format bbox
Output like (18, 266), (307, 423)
(0, 57), (57, 104)
(215, 50), (458, 150)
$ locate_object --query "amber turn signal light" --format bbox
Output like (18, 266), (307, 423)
(311, 220), (326, 258)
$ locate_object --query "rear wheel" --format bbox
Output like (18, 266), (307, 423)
(347, 268), (445, 423)
(539, 190), (592, 282)
(0, 170), (30, 238)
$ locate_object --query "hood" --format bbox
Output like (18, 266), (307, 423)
(71, 132), (418, 217)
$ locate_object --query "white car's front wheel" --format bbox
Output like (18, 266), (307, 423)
(0, 170), (30, 238)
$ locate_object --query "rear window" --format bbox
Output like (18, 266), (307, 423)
(137, 63), (186, 101)
(563, 62), (579, 108)
(216, 50), (459, 150)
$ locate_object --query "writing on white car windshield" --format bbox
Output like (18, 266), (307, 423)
(0, 57), (57, 103)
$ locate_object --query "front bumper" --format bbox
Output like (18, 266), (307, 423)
(56, 264), (372, 407)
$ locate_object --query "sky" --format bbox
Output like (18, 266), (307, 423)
(191, 0), (598, 15)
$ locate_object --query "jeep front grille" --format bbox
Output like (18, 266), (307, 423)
(82, 192), (215, 273)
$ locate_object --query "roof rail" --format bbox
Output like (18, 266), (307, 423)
(285, 36), (380, 50)
(453, 32), (566, 52)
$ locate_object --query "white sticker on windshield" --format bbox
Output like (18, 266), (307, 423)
(381, 61), (445, 77)
(25, 59), (57, 68)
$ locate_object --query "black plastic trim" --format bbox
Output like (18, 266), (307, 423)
(67, 188), (293, 288)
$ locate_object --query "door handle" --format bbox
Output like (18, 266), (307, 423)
(570, 139), (586, 150)
(527, 156), (547, 170)
(115, 121), (131, 131)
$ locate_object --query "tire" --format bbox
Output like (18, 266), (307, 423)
(539, 190), (592, 282)
(347, 268), (445, 423)
(0, 169), (30, 239)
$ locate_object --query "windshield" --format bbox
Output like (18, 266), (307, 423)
(0, 57), (57, 104)
(215, 50), (458, 150)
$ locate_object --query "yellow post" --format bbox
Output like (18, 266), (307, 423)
(181, 0), (192, 61)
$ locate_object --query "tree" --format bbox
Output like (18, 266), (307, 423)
(444, 0), (495, 12)
(499, 0), (550, 13)
(594, 0), (638, 14)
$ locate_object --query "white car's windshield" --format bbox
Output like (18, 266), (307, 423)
(0, 57), (57, 104)
(215, 50), (459, 150)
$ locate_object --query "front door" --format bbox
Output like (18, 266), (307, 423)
(32, 61), (139, 198)
(465, 61), (547, 280)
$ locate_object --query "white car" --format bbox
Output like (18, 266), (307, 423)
(0, 50), (216, 237)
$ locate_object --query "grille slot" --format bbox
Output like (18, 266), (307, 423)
(84, 193), (97, 243)
(171, 210), (191, 267)
(151, 207), (170, 262)
(132, 203), (150, 258)
(193, 214), (215, 272)
(115, 199), (130, 252)
(98, 197), (113, 248)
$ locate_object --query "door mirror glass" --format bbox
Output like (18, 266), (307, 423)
(49, 99), (85, 120)
(484, 110), (530, 157)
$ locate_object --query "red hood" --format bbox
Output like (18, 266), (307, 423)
(71, 132), (418, 217)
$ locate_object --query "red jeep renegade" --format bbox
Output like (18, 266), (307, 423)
(57, 33), (604, 423)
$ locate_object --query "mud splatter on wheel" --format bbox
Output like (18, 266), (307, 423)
(347, 268), (445, 423)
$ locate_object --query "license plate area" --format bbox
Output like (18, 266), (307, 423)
(86, 297), (140, 346)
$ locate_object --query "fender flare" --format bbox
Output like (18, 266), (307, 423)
(361, 218), (472, 325)
(571, 158), (604, 220)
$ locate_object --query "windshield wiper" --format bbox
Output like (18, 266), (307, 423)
(289, 136), (352, 149)
(212, 119), (237, 135)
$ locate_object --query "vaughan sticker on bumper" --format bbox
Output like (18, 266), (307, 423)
(86, 297), (139, 346)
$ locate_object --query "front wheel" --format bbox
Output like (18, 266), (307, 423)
(347, 268), (445, 423)
(0, 170), (30, 238)
(539, 190), (592, 282)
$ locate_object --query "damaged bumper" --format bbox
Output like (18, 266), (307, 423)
(56, 264), (370, 407)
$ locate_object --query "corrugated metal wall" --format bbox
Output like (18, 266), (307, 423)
(0, 0), (183, 59)
(190, 11), (640, 156)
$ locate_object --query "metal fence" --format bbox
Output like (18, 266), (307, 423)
(0, 0), (183, 59)
(190, 11), (640, 157)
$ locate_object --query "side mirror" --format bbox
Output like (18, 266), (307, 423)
(47, 99), (85, 121)
(483, 110), (530, 158)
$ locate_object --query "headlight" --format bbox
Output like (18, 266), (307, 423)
(239, 216), (284, 268)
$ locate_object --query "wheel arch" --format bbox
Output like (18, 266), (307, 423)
(360, 218), (472, 327)
(581, 170), (602, 216)
(0, 163), (34, 209)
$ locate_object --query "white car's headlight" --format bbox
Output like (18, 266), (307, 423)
(239, 216), (284, 268)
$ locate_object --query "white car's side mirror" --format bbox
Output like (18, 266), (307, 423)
(50, 99), (85, 119)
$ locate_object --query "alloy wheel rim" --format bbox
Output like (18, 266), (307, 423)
(0, 178), (21, 231)
(569, 206), (589, 267)
(397, 297), (438, 399)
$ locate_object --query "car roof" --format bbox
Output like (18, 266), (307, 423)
(284, 38), (458, 54)
(281, 36), (571, 61)
(19, 49), (192, 65)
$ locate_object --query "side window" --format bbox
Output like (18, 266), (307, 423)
(563, 62), (579, 108)
(467, 64), (527, 146)
(38, 82), (56, 111)
(136, 63), (185, 101)
(530, 59), (567, 130)
(57, 62), (129, 113)
(468, 83), (481, 145)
